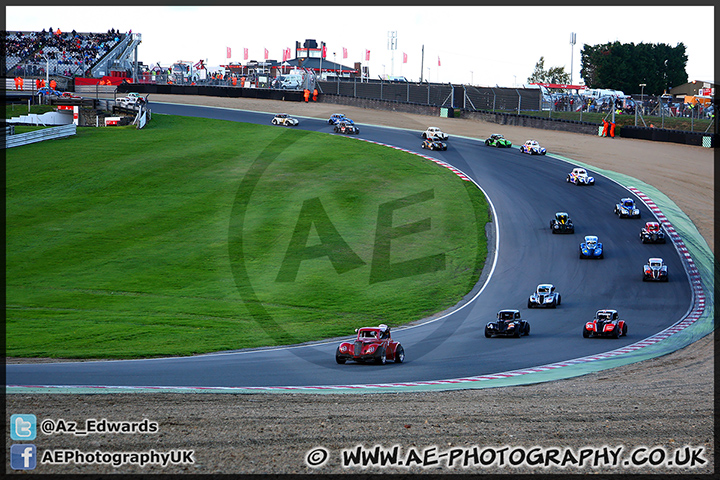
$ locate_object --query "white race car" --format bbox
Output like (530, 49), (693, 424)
(519, 140), (547, 155)
(422, 126), (449, 141)
(527, 283), (561, 308)
(271, 113), (299, 126)
(566, 167), (595, 185)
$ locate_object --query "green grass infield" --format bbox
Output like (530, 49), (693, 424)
(6, 114), (489, 359)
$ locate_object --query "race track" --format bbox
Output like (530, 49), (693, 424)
(5, 102), (693, 389)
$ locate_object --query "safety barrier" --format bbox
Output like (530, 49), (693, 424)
(3, 123), (76, 149)
(619, 125), (717, 147)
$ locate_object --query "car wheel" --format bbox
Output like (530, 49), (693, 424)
(421, 144), (426, 149)
(612, 325), (620, 339)
(376, 347), (387, 365)
(485, 140), (489, 146)
(582, 327), (590, 338)
(484, 327), (492, 338)
(622, 324), (628, 336)
(514, 326), (521, 338)
(528, 300), (533, 308)
(599, 253), (604, 259)
(566, 176), (571, 183)
(394, 345), (405, 363)
(335, 349), (346, 364)
(557, 294), (561, 305)
(550, 298), (557, 308)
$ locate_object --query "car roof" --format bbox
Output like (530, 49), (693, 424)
(498, 309), (520, 314)
(648, 257), (664, 262)
(537, 283), (554, 288)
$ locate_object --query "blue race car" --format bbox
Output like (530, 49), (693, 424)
(614, 197), (641, 218)
(328, 113), (346, 124)
(580, 235), (604, 259)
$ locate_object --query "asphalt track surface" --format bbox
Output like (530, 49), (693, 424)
(6, 103), (693, 389)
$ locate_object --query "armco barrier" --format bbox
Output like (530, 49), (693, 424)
(3, 123), (76, 148)
(119, 83), (305, 101)
(620, 125), (717, 147)
(118, 84), (717, 145)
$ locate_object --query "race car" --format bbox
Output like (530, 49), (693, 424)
(328, 113), (346, 124)
(420, 138), (447, 151)
(271, 113), (299, 126)
(643, 257), (669, 282)
(484, 133), (512, 148)
(566, 167), (595, 185)
(583, 309), (627, 338)
(614, 197), (641, 218)
(527, 284), (561, 308)
(550, 212), (574, 234)
(335, 324), (405, 365)
(333, 121), (359, 134)
(579, 235), (603, 259)
(422, 126), (449, 141)
(485, 310), (530, 338)
(639, 221), (667, 244)
(36, 87), (62, 97)
(519, 139), (547, 155)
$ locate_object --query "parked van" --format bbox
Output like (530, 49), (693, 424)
(278, 74), (303, 90)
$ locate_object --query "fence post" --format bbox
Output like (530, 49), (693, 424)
(515, 89), (521, 114)
(407, 82), (410, 103)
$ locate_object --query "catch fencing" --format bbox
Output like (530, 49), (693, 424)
(316, 78), (543, 113)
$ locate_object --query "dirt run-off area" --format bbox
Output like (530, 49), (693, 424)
(6, 95), (714, 474)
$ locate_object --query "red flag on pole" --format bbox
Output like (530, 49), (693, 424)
(365, 49), (370, 61)
(243, 48), (248, 60)
(264, 48), (268, 60)
(438, 56), (441, 67)
(403, 52), (407, 63)
(322, 42), (327, 59)
(226, 47), (231, 59)
(342, 47), (347, 59)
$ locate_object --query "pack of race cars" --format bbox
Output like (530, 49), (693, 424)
(267, 113), (674, 359)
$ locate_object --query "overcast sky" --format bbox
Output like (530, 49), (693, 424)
(6, 5), (715, 89)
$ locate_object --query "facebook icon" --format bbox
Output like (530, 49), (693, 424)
(11, 444), (37, 470)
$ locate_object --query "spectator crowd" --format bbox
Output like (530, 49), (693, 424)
(3, 28), (124, 77)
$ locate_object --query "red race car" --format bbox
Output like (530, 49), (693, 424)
(583, 309), (627, 338)
(335, 324), (404, 365)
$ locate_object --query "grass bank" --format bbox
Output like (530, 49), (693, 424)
(5, 114), (489, 358)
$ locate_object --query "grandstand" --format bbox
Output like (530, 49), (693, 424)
(4, 28), (141, 87)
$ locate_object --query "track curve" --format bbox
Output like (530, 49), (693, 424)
(6, 103), (694, 390)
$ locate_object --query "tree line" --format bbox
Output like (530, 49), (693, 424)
(528, 41), (688, 95)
